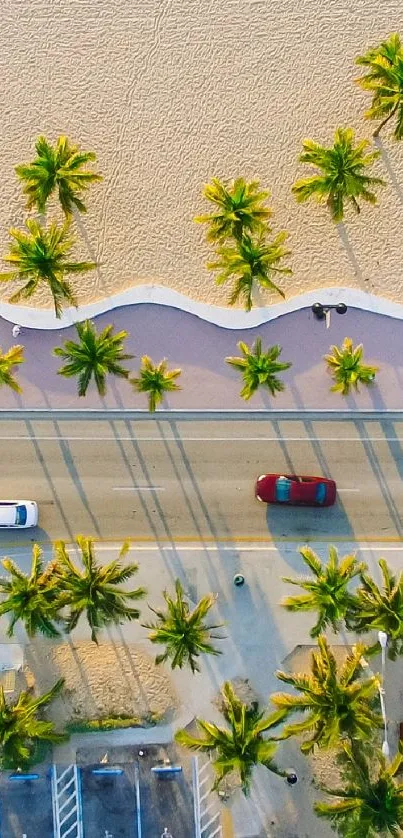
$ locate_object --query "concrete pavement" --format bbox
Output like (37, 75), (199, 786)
(0, 303), (402, 410)
(0, 416), (403, 544)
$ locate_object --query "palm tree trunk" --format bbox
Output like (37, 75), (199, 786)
(351, 197), (361, 214)
(373, 104), (399, 137)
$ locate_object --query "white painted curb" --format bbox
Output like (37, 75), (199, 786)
(0, 285), (401, 330)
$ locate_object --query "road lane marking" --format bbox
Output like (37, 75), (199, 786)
(337, 488), (360, 493)
(112, 486), (165, 491)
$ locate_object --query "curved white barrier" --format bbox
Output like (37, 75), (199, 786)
(0, 285), (401, 330)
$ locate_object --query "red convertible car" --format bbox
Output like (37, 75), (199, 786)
(255, 473), (336, 507)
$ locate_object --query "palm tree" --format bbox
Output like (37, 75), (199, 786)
(0, 545), (62, 638)
(351, 559), (403, 660)
(225, 338), (291, 400)
(292, 127), (385, 222)
(175, 681), (287, 794)
(0, 344), (24, 393)
(15, 135), (102, 216)
(195, 177), (272, 243)
(315, 741), (403, 837)
(325, 337), (378, 395)
(356, 33), (403, 139)
(208, 232), (290, 311)
(0, 219), (96, 318)
(143, 579), (224, 673)
(54, 536), (146, 643)
(0, 678), (66, 768)
(130, 356), (181, 412)
(271, 636), (383, 754)
(281, 545), (365, 638)
(54, 320), (134, 397)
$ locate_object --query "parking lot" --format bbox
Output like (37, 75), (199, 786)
(81, 745), (194, 838)
(0, 746), (195, 838)
(0, 768), (54, 837)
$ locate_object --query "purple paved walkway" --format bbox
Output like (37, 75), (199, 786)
(0, 304), (402, 410)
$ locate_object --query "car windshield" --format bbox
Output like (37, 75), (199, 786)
(15, 505), (27, 526)
(275, 477), (291, 502)
(315, 483), (327, 503)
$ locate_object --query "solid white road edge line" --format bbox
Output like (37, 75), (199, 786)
(7, 544), (403, 555)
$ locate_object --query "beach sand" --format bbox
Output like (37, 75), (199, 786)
(0, 2), (402, 313)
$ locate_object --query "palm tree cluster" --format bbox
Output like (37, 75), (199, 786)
(193, 33), (403, 311)
(0, 325), (378, 403)
(172, 544), (403, 836)
(0, 539), (224, 767)
(281, 545), (403, 660)
(196, 177), (291, 311)
(0, 541), (223, 660)
(0, 135), (102, 318)
(0, 32), (401, 327)
(275, 545), (403, 833)
(0, 538), (146, 644)
(290, 32), (403, 225)
(223, 334), (377, 402)
(53, 323), (181, 407)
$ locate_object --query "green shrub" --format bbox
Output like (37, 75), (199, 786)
(65, 712), (161, 733)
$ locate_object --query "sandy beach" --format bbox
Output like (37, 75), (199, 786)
(0, 1), (402, 313)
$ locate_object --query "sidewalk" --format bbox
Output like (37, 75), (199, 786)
(0, 302), (402, 411)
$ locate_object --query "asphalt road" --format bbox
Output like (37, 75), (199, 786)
(1, 415), (403, 544)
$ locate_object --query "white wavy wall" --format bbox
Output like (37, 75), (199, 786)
(1, 0), (403, 311)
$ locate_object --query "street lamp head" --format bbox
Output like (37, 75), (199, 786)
(378, 631), (388, 649)
(311, 302), (325, 319)
(382, 740), (390, 757)
(336, 302), (347, 314)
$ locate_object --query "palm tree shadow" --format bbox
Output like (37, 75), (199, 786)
(73, 212), (109, 297)
(336, 222), (372, 291)
(111, 625), (151, 714)
(374, 135), (403, 206)
(41, 394), (102, 537)
(64, 635), (99, 714)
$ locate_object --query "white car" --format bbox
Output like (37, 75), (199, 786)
(0, 501), (38, 528)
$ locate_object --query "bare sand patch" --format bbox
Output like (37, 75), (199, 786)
(19, 641), (178, 728)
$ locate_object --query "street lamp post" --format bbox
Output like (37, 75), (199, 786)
(378, 631), (389, 757)
(311, 302), (347, 329)
(360, 630), (389, 757)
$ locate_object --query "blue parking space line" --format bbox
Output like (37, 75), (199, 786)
(151, 765), (182, 775)
(134, 762), (142, 838)
(8, 774), (40, 781)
